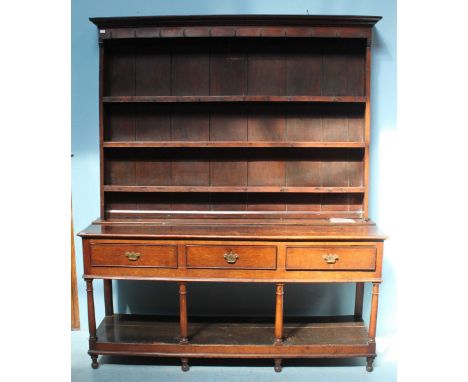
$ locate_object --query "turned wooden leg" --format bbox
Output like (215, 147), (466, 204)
(103, 279), (114, 316)
(181, 357), (189, 372)
(85, 279), (98, 369)
(367, 282), (380, 372)
(179, 282), (188, 344)
(90, 354), (99, 369)
(274, 358), (282, 372)
(366, 356), (375, 372)
(354, 282), (364, 319)
(274, 283), (284, 345)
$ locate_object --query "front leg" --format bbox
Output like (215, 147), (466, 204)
(90, 354), (99, 369)
(366, 356), (375, 372)
(274, 358), (282, 372)
(181, 357), (189, 372)
(366, 282), (380, 372)
(85, 279), (98, 369)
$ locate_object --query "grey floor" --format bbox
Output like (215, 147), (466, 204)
(72, 331), (396, 382)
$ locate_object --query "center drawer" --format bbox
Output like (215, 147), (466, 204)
(90, 244), (178, 268)
(186, 245), (277, 270)
(286, 246), (376, 271)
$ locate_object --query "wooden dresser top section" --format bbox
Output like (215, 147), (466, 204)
(91, 15), (381, 42)
(79, 219), (386, 241)
(93, 15), (382, 223)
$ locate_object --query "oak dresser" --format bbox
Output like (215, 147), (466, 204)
(78, 15), (386, 373)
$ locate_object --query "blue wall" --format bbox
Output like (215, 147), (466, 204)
(72, 0), (396, 361)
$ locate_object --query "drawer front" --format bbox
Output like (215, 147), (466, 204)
(286, 246), (376, 271)
(90, 244), (177, 268)
(186, 245), (277, 270)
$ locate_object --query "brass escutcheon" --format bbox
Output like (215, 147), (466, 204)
(323, 254), (339, 264)
(125, 251), (141, 261)
(223, 249), (239, 264)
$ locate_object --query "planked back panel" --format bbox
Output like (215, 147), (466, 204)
(100, 35), (369, 219)
(103, 38), (366, 97)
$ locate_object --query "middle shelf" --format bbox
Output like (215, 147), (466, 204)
(103, 102), (366, 144)
(103, 185), (366, 193)
(104, 141), (366, 148)
(103, 95), (367, 103)
(103, 147), (365, 192)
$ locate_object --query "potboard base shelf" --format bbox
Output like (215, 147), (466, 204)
(91, 314), (374, 360)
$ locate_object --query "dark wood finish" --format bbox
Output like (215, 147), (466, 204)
(90, 15), (381, 28)
(81, 15), (385, 373)
(85, 280), (97, 344)
(103, 279), (113, 316)
(104, 141), (366, 148)
(85, 279), (99, 368)
(80, 221), (386, 241)
(99, 39), (106, 219)
(103, 186), (366, 193)
(91, 15), (380, 44)
(181, 357), (189, 372)
(274, 358), (282, 372)
(103, 95), (366, 103)
(104, 103), (365, 144)
(354, 282), (364, 319)
(363, 43), (372, 219)
(93, 314), (371, 353)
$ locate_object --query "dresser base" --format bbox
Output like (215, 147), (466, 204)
(79, 221), (385, 373)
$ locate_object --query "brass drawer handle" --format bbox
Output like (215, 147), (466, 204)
(224, 250), (239, 264)
(125, 251), (141, 261)
(323, 254), (339, 264)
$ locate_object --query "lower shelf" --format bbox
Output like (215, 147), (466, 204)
(93, 314), (372, 358)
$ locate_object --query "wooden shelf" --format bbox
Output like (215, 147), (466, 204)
(103, 141), (366, 148)
(104, 185), (366, 193)
(95, 314), (370, 356)
(103, 95), (367, 103)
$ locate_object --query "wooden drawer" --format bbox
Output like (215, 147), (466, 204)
(286, 246), (376, 271)
(90, 244), (177, 268)
(186, 245), (277, 270)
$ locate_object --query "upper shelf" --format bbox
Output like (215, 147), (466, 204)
(104, 185), (366, 193)
(103, 96), (367, 103)
(103, 141), (366, 148)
